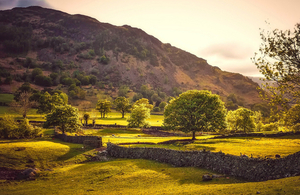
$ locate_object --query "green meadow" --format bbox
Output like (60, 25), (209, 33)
(0, 134), (300, 195)
(0, 105), (300, 194)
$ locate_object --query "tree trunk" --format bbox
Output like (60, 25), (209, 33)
(192, 131), (196, 140)
(122, 112), (125, 118)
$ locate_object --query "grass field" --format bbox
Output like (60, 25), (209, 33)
(0, 138), (299, 195)
(0, 106), (164, 126)
(94, 112), (164, 126)
(81, 128), (300, 158)
(0, 94), (14, 104)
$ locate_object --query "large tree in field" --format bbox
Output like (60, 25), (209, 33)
(96, 99), (111, 118)
(114, 97), (131, 118)
(127, 104), (150, 128)
(163, 90), (227, 140)
(252, 23), (300, 109)
(44, 105), (81, 134)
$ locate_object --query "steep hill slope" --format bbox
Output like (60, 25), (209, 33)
(0, 6), (262, 106)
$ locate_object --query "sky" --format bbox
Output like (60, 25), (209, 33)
(1, 0), (300, 76)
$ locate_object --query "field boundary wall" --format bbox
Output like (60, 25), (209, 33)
(107, 143), (300, 181)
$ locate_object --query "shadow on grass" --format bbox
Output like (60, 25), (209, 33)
(270, 134), (300, 139)
(197, 140), (241, 144)
(133, 159), (245, 185)
(101, 117), (126, 121)
(48, 138), (92, 162)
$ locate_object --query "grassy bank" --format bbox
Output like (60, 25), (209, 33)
(0, 134), (300, 194)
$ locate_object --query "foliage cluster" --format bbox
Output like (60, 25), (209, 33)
(0, 25), (32, 54)
(44, 104), (81, 134)
(163, 90), (227, 140)
(0, 115), (41, 139)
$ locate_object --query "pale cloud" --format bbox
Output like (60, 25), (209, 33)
(200, 43), (253, 60)
(0, 0), (51, 10)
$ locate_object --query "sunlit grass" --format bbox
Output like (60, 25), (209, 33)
(0, 139), (93, 170)
(94, 112), (164, 126)
(0, 134), (300, 194)
(0, 94), (14, 103)
(130, 135), (300, 158)
(1, 159), (299, 195)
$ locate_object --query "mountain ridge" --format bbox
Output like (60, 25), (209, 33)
(0, 6), (262, 107)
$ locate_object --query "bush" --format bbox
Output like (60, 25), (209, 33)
(0, 115), (41, 139)
(262, 122), (279, 131)
(153, 107), (160, 112)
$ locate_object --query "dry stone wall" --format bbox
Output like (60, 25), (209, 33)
(55, 133), (102, 148)
(107, 143), (300, 181)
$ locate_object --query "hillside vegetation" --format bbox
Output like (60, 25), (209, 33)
(0, 6), (262, 108)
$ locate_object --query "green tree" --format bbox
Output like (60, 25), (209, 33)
(31, 68), (43, 81)
(133, 98), (153, 111)
(44, 105), (81, 134)
(83, 113), (90, 126)
(114, 97), (131, 118)
(163, 90), (227, 140)
(9, 91), (37, 118)
(96, 99), (111, 118)
(118, 85), (129, 97)
(37, 92), (67, 114)
(0, 115), (41, 139)
(13, 82), (37, 101)
(226, 110), (238, 132)
(252, 23), (300, 108)
(285, 104), (300, 131)
(0, 114), (18, 138)
(127, 104), (150, 128)
(158, 101), (167, 111)
(226, 107), (256, 133)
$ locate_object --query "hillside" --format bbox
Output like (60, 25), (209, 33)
(0, 6), (262, 107)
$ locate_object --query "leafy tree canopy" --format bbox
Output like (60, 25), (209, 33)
(163, 90), (227, 140)
(285, 104), (300, 131)
(252, 23), (300, 109)
(114, 97), (131, 118)
(44, 104), (81, 134)
(127, 104), (150, 128)
(37, 92), (68, 114)
(96, 99), (111, 118)
(226, 107), (256, 133)
(133, 98), (153, 111)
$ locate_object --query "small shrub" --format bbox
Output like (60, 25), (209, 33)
(0, 115), (41, 139)
(153, 107), (160, 112)
(262, 122), (279, 131)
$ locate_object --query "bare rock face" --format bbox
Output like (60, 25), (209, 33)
(18, 168), (40, 180)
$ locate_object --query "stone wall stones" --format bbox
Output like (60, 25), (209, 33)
(55, 133), (102, 148)
(107, 143), (300, 181)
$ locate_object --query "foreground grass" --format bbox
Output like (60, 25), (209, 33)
(0, 138), (300, 194)
(1, 159), (299, 195)
(0, 139), (94, 170)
